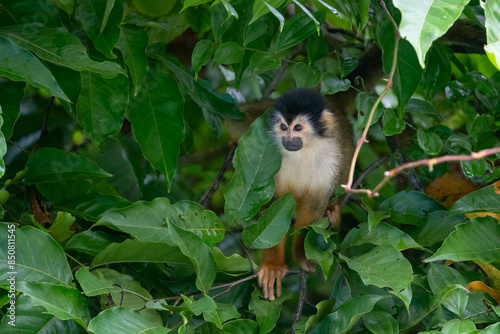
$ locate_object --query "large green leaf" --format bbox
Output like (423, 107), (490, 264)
(221, 319), (259, 334)
(427, 264), (468, 317)
(0, 295), (80, 333)
(53, 0), (74, 16)
(0, 80), (24, 140)
(425, 216), (500, 263)
(213, 42), (245, 65)
(36, 178), (130, 222)
(242, 193), (295, 249)
(115, 25), (149, 96)
(74, 266), (121, 297)
(406, 211), (466, 247)
(192, 39), (216, 79)
(90, 238), (190, 269)
(0, 25), (125, 78)
(450, 184), (500, 214)
(362, 311), (399, 334)
(304, 229), (336, 280)
(380, 190), (445, 225)
(293, 63), (321, 88)
(64, 230), (116, 256)
(250, 0), (286, 24)
(249, 288), (290, 334)
(155, 55), (244, 120)
(277, 12), (325, 52)
(483, 0), (500, 71)
(224, 115), (281, 229)
(97, 198), (224, 246)
(75, 0), (122, 58)
(76, 72), (128, 143)
(126, 68), (185, 189)
(342, 222), (422, 251)
(203, 303), (241, 329)
(393, 0), (470, 67)
(340, 245), (413, 309)
(88, 307), (169, 334)
(17, 282), (90, 328)
(376, 16), (423, 116)
(167, 219), (217, 294)
(0, 36), (68, 102)
(313, 295), (388, 334)
(0, 223), (73, 288)
(24, 148), (112, 184)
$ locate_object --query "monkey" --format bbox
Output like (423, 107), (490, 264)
(257, 88), (355, 301)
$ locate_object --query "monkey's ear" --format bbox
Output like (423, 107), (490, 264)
(320, 110), (335, 135)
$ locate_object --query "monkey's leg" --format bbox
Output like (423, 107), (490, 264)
(257, 236), (287, 301)
(292, 198), (326, 272)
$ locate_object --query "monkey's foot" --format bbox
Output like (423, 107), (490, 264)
(326, 204), (341, 229)
(257, 263), (287, 301)
(298, 258), (316, 272)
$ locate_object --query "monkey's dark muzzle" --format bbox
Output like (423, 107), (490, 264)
(282, 137), (303, 151)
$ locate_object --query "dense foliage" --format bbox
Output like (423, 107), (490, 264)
(1, 0), (500, 333)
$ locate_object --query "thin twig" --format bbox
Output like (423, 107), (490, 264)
(229, 230), (256, 274)
(290, 270), (308, 334)
(199, 144), (237, 208)
(326, 27), (365, 42)
(343, 0), (400, 193)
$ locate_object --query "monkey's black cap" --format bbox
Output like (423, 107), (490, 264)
(272, 88), (330, 135)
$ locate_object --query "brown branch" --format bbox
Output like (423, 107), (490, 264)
(199, 144), (237, 208)
(263, 46), (303, 100)
(343, 0), (400, 193)
(350, 147), (500, 197)
(290, 269), (308, 333)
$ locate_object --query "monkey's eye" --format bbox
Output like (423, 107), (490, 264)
(294, 124), (303, 131)
(280, 124), (288, 131)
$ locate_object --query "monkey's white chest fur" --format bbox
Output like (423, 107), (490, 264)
(274, 138), (341, 198)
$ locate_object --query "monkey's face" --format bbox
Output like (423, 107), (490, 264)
(271, 114), (316, 152)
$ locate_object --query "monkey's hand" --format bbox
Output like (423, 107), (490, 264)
(257, 263), (287, 301)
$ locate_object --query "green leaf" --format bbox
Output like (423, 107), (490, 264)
(192, 39), (216, 79)
(45, 211), (76, 243)
(64, 230), (115, 256)
(450, 184), (500, 214)
(221, 319), (259, 334)
(91, 238), (190, 269)
(293, 63), (321, 88)
(74, 267), (121, 296)
(313, 295), (388, 334)
(277, 12), (325, 52)
(0, 295), (81, 333)
(425, 216), (500, 263)
(115, 25), (149, 96)
(342, 222), (422, 251)
(441, 319), (477, 334)
(250, 0), (286, 24)
(242, 193), (295, 249)
(191, 295), (216, 316)
(354, 92), (385, 133)
(75, 0), (122, 58)
(249, 288), (290, 333)
(417, 128), (443, 155)
(377, 14), (424, 115)
(0, 223), (74, 288)
(380, 190), (445, 225)
(88, 307), (168, 334)
(362, 311), (399, 334)
(264, 1), (285, 32)
(181, 0), (212, 11)
(224, 115), (281, 229)
(249, 51), (282, 72)
(76, 71), (128, 144)
(337, 52), (358, 78)
(156, 55), (244, 120)
(320, 73), (350, 95)
(292, 0), (321, 34)
(24, 148), (112, 184)
(126, 68), (184, 189)
(340, 245), (413, 309)
(97, 198), (224, 246)
(214, 42), (245, 65)
(0, 80), (24, 140)
(17, 282), (90, 328)
(0, 25), (125, 78)
(53, 0), (74, 16)
(382, 108), (406, 136)
(307, 29), (328, 63)
(461, 158), (488, 179)
(480, 323), (500, 334)
(427, 264), (468, 317)
(167, 219), (217, 294)
(406, 211), (466, 247)
(0, 37), (69, 102)
(304, 230), (336, 280)
(483, 0), (500, 71)
(213, 247), (253, 273)
(393, 0), (470, 67)
(203, 303), (241, 329)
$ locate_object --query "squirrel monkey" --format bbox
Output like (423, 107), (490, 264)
(257, 88), (354, 301)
